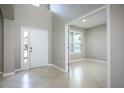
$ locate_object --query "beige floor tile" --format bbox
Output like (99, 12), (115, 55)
(0, 61), (107, 88)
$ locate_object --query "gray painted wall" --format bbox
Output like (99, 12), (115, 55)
(69, 26), (86, 61)
(4, 19), (15, 73)
(0, 4), (14, 20)
(40, 4), (50, 10)
(3, 4), (52, 73)
(0, 11), (3, 72)
(14, 4), (52, 70)
(51, 4), (104, 69)
(110, 5), (124, 88)
(86, 24), (107, 61)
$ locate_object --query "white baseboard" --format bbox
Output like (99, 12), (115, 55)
(70, 58), (87, 63)
(2, 64), (67, 77)
(46, 64), (54, 66)
(69, 58), (106, 63)
(86, 58), (106, 63)
(20, 64), (53, 71)
(15, 68), (22, 72)
(2, 64), (65, 76)
(48, 64), (66, 73)
(3, 72), (15, 77)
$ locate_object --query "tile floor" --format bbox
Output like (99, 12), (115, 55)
(0, 61), (107, 88)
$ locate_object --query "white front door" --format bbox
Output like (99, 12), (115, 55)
(30, 28), (48, 68)
(21, 27), (48, 69)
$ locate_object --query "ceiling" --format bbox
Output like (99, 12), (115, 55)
(72, 10), (106, 29)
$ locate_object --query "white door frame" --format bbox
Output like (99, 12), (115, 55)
(65, 5), (110, 88)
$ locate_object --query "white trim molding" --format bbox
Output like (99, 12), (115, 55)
(48, 64), (66, 73)
(3, 72), (15, 77)
(69, 58), (87, 63)
(14, 64), (66, 73)
(69, 58), (106, 63)
(106, 4), (111, 88)
(14, 69), (22, 72)
(86, 58), (106, 63)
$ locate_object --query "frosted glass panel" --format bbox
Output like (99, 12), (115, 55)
(24, 31), (28, 63)
(24, 32), (28, 38)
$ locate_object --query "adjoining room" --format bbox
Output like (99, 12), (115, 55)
(67, 8), (107, 87)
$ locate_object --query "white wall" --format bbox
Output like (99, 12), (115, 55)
(86, 24), (107, 61)
(69, 26), (86, 61)
(3, 4), (52, 73)
(110, 5), (124, 88)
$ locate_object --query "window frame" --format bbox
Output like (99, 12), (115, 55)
(69, 30), (83, 54)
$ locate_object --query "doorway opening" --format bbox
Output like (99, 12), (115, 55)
(65, 5), (110, 88)
(21, 27), (48, 70)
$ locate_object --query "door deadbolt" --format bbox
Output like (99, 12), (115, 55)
(30, 47), (32, 52)
(30, 47), (32, 49)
